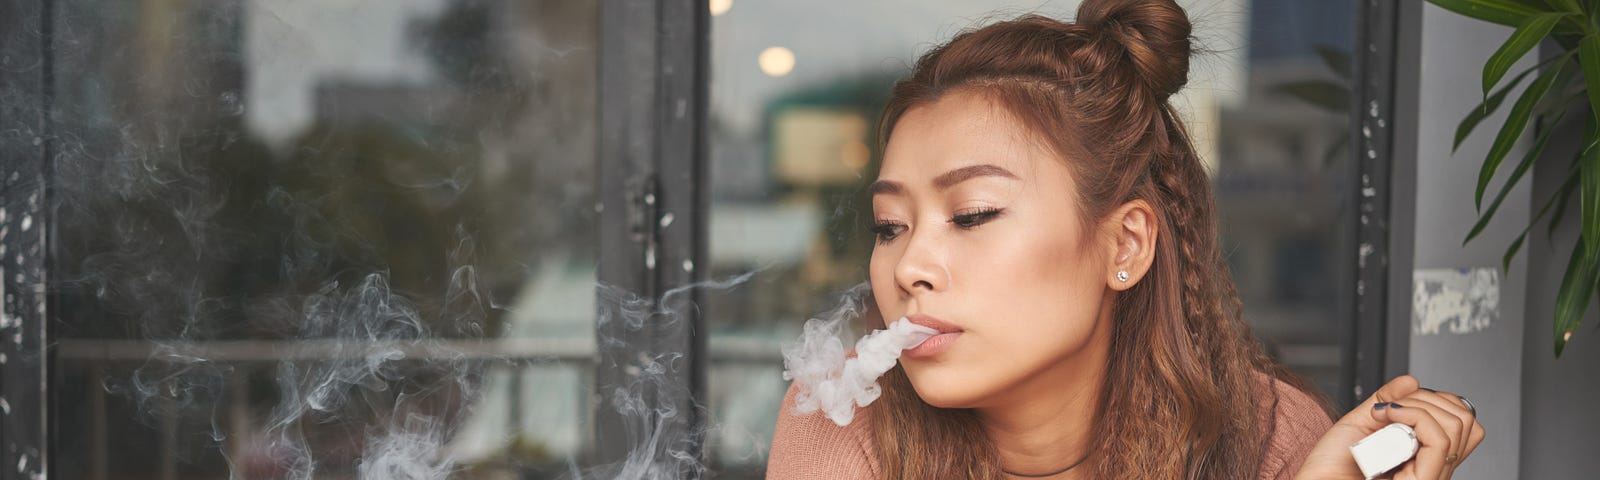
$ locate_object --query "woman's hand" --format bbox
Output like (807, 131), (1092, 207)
(1293, 375), (1485, 480)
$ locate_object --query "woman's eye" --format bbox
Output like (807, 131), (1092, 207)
(951, 207), (1003, 229)
(871, 221), (907, 243)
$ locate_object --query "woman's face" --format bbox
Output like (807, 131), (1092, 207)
(869, 90), (1118, 409)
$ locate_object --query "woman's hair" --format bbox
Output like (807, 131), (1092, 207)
(867, 0), (1330, 478)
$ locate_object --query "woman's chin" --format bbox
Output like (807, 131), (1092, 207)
(906, 370), (992, 409)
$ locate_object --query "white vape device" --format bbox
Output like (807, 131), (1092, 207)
(1348, 423), (1419, 479)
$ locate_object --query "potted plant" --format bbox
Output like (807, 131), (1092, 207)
(1429, 0), (1599, 357)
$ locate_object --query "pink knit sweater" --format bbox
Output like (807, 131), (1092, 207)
(767, 373), (1334, 479)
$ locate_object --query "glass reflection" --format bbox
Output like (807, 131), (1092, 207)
(50, 0), (598, 478)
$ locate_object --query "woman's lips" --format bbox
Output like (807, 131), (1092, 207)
(902, 314), (962, 359)
(903, 332), (960, 359)
(903, 314), (961, 333)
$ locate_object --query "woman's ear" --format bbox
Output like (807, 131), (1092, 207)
(1105, 200), (1158, 291)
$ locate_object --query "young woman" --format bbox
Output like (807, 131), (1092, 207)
(767, 0), (1484, 478)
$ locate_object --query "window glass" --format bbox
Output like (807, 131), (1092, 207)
(50, 1), (600, 478)
(36, 0), (1356, 477)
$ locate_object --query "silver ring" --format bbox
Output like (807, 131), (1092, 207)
(1456, 394), (1476, 417)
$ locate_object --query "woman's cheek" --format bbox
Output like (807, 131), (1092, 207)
(905, 359), (993, 408)
(868, 253), (898, 313)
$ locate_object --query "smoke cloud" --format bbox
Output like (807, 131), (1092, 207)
(780, 288), (936, 426)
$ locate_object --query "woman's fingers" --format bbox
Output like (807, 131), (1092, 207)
(1403, 393), (1469, 467)
(1429, 389), (1486, 459)
(1339, 375), (1421, 428)
(1414, 396), (1473, 480)
(1416, 388), (1486, 476)
(1297, 376), (1488, 480)
(1446, 392), (1486, 456)
(1465, 412), (1486, 455)
(1373, 401), (1452, 480)
(1375, 375), (1421, 404)
(1361, 378), (1487, 480)
(1415, 388), (1485, 476)
(1417, 388), (1477, 430)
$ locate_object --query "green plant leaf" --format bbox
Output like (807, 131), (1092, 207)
(1546, 0), (1584, 14)
(1478, 57), (1571, 209)
(1553, 240), (1600, 357)
(1506, 163), (1582, 271)
(1427, 0), (1547, 27)
(1504, 233), (1528, 270)
(1271, 80), (1349, 112)
(1454, 55), (1569, 151)
(1455, 65), (1539, 152)
(1539, 90), (1587, 122)
(1539, 122), (1584, 244)
(1485, 13), (1568, 96)
(1580, 35), (1600, 124)
(1584, 118), (1600, 259)
(1466, 112), (1565, 245)
(1550, 162), (1581, 238)
(1314, 45), (1352, 80)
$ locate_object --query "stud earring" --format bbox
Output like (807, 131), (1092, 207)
(1116, 270), (1130, 282)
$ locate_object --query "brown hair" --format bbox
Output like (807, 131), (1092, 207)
(867, 1), (1329, 478)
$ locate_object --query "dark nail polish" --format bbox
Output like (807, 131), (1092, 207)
(1389, 403), (1404, 409)
(1420, 387), (1438, 393)
(1374, 402), (1390, 410)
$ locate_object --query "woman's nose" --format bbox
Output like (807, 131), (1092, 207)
(893, 230), (946, 295)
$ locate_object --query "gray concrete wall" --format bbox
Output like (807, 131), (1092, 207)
(1402, 4), (1536, 479)
(1516, 44), (1600, 480)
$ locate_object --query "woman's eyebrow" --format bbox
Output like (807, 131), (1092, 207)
(870, 164), (1019, 196)
(932, 164), (1019, 190)
(869, 180), (903, 196)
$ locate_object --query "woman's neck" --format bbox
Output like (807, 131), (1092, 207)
(977, 365), (1101, 478)
(977, 304), (1113, 479)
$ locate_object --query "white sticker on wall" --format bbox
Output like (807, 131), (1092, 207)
(1412, 267), (1499, 335)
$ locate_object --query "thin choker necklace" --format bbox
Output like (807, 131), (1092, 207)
(1002, 451), (1091, 478)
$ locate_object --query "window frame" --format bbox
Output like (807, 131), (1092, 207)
(1, 0), (54, 478)
(1344, 0), (1410, 410)
(594, 0), (713, 470)
(0, 0), (1406, 477)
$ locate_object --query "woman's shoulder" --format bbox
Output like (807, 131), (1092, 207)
(1254, 371), (1336, 480)
(767, 382), (881, 480)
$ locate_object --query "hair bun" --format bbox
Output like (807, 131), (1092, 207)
(1075, 0), (1192, 100)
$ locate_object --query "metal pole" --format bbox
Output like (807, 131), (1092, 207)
(0, 0), (54, 478)
(91, 367), (108, 480)
(595, 0), (709, 474)
(1345, 0), (1411, 408)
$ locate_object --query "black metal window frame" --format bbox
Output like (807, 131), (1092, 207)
(0, 0), (1405, 477)
(594, 0), (712, 470)
(1, 0), (54, 478)
(1343, 0), (1411, 410)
